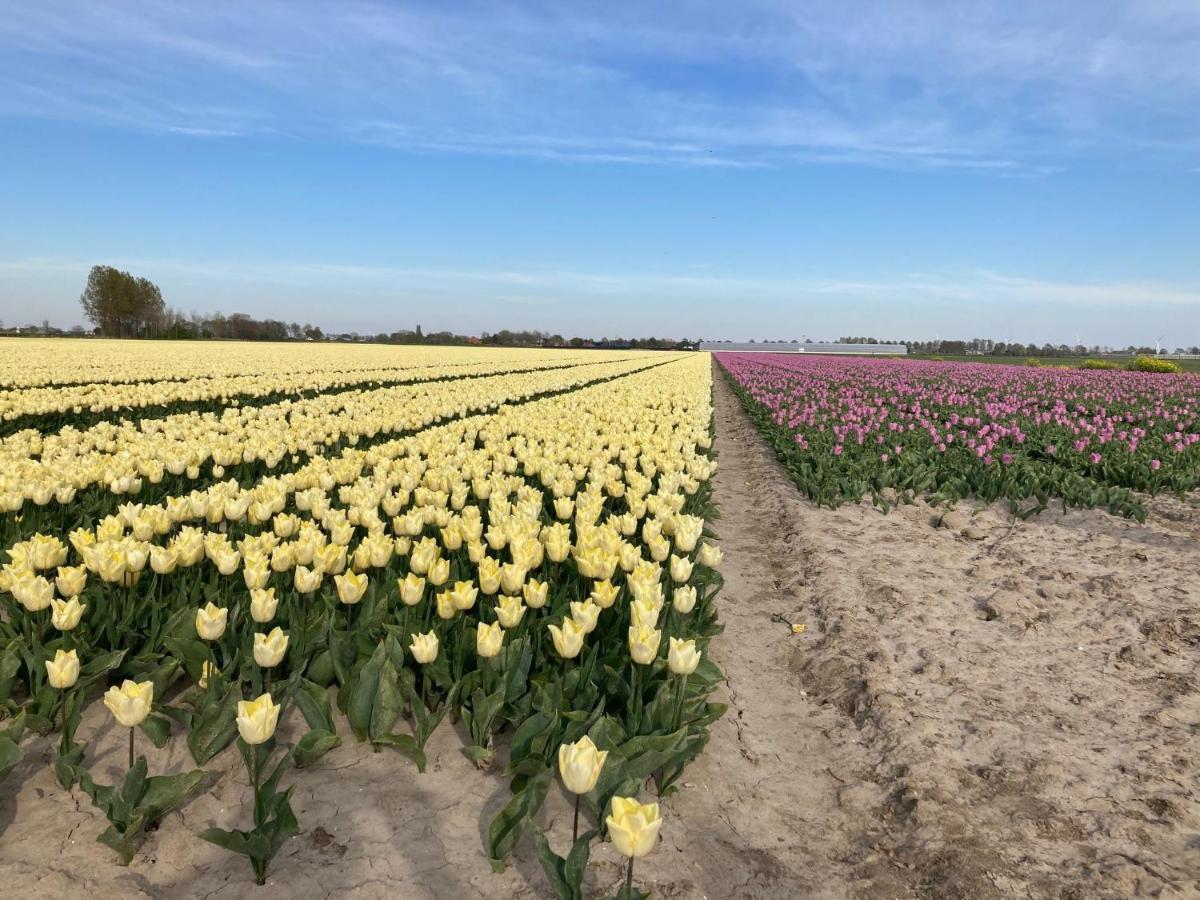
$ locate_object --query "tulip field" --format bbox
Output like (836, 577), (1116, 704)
(717, 352), (1200, 520)
(0, 340), (725, 897)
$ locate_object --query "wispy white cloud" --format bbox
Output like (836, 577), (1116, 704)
(1, 1), (1197, 170)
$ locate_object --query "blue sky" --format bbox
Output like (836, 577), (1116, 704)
(1, 1), (1198, 344)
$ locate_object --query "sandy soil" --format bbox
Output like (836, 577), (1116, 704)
(1, 365), (1198, 899)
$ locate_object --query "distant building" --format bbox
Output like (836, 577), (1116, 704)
(699, 341), (906, 355)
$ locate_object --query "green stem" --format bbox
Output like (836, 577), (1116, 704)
(624, 855), (635, 898)
(573, 793), (581, 843)
(673, 673), (689, 732)
(128, 726), (135, 770)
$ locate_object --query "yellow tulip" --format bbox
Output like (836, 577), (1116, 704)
(590, 579), (619, 609)
(672, 585), (697, 615)
(500, 562), (526, 595)
(46, 648), (80, 689)
(399, 572), (425, 606)
(253, 627), (289, 668)
(104, 679), (154, 727)
(149, 544), (179, 575)
(410, 631), (439, 664)
(476, 621), (504, 659)
(198, 659), (216, 689)
(669, 554), (693, 584)
(495, 594), (526, 628)
(250, 587), (279, 623)
(449, 580), (479, 611)
(50, 596), (87, 631)
(558, 735), (608, 794)
(548, 618), (586, 659)
(628, 623), (661, 665)
(334, 571), (368, 605)
(569, 599), (601, 634)
(606, 796), (661, 859)
(16, 574), (54, 612)
(477, 557), (501, 595)
(55, 564), (88, 598)
(427, 557), (450, 586)
(697, 542), (722, 568)
(436, 590), (457, 620)
(236, 692), (280, 745)
(294, 564), (322, 593)
(196, 602), (228, 641)
(523, 578), (549, 609)
(668, 637), (701, 675)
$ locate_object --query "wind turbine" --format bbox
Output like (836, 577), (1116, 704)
(1155, 334), (1165, 356)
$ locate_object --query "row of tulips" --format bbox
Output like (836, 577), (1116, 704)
(0, 353), (723, 898)
(718, 352), (1200, 519)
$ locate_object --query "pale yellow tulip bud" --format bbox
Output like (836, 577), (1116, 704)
(104, 679), (154, 727)
(399, 573), (425, 606)
(294, 564), (322, 593)
(55, 565), (88, 598)
(590, 579), (619, 609)
(558, 735), (608, 794)
(606, 797), (661, 859)
(668, 637), (701, 675)
(697, 542), (723, 569)
(253, 628), (289, 668)
(410, 631), (439, 664)
(523, 578), (549, 609)
(450, 580), (478, 612)
(427, 557), (451, 586)
(236, 692), (280, 745)
(46, 648), (80, 689)
(476, 621), (504, 659)
(569, 599), (601, 634)
(51, 596), (86, 631)
(669, 554), (693, 584)
(672, 585), (697, 615)
(548, 618), (586, 659)
(495, 594), (526, 629)
(628, 623), (661, 665)
(196, 602), (228, 641)
(334, 571), (368, 605)
(250, 587), (279, 623)
(436, 590), (457, 620)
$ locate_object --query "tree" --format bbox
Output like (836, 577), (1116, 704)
(79, 266), (166, 337)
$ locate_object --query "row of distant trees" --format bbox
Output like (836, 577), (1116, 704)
(70, 265), (695, 349)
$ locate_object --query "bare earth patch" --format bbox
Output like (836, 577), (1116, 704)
(1, 366), (1197, 899)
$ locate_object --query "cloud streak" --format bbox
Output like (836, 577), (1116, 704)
(1, 1), (1198, 170)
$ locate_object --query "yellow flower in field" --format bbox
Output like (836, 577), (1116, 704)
(95, 546), (128, 584)
(648, 535), (670, 563)
(494, 594), (524, 628)
(477, 557), (501, 595)
(55, 564), (88, 598)
(548, 618), (586, 659)
(236, 693), (280, 745)
(628, 623), (661, 665)
(476, 621), (504, 658)
(523, 578), (549, 609)
(629, 596), (662, 629)
(46, 648), (80, 689)
(558, 735), (608, 794)
(619, 543), (641, 573)
(697, 542), (722, 569)
(212, 545), (241, 577)
(427, 557), (450, 586)
(569, 599), (601, 634)
(589, 579), (619, 609)
(668, 637), (701, 675)
(250, 587), (279, 623)
(294, 564), (322, 593)
(669, 554), (693, 584)
(408, 538), (438, 575)
(335, 571), (368, 605)
(554, 497), (574, 520)
(253, 628), (289, 668)
(436, 589), (457, 620)
(399, 572), (425, 606)
(149, 544), (179, 575)
(104, 680), (153, 727)
(543, 526), (571, 563)
(500, 562), (526, 595)
(672, 585), (697, 614)
(447, 580), (477, 611)
(606, 797), (661, 859)
(410, 631), (439, 664)
(243, 558), (270, 590)
(51, 596), (86, 631)
(196, 602), (228, 641)
(16, 574), (54, 612)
